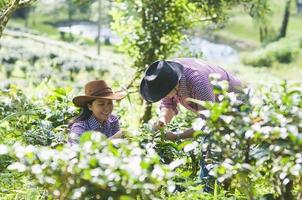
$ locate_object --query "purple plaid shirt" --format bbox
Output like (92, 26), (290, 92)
(69, 114), (120, 143)
(160, 58), (242, 116)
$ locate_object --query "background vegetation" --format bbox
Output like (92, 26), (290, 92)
(0, 0), (301, 199)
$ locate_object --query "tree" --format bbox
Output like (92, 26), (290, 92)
(111, 0), (270, 123)
(296, 0), (302, 14)
(278, 0), (291, 39)
(0, 0), (35, 37)
(248, 0), (293, 44)
(112, 0), (196, 122)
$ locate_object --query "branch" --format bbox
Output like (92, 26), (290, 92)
(18, 0), (35, 7)
(124, 68), (145, 90)
(189, 14), (221, 24)
(0, 0), (19, 19)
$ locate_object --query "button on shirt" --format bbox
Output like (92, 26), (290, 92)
(69, 114), (120, 143)
(160, 58), (242, 117)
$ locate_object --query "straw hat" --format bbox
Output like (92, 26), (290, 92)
(73, 80), (126, 107)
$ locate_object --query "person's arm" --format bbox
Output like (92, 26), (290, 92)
(165, 128), (194, 140)
(110, 130), (124, 139)
(157, 107), (176, 125)
(109, 115), (125, 139)
(153, 97), (178, 130)
(69, 123), (86, 144)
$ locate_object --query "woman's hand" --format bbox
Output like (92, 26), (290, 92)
(110, 130), (125, 139)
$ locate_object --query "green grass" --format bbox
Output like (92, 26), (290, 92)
(219, 15), (259, 44)
(6, 18), (61, 40)
(215, 0), (302, 45)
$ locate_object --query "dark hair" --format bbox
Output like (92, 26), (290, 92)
(68, 103), (93, 128)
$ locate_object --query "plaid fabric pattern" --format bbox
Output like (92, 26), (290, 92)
(160, 58), (242, 115)
(69, 114), (120, 143)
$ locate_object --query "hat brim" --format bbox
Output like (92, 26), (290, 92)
(73, 91), (126, 107)
(140, 61), (184, 103)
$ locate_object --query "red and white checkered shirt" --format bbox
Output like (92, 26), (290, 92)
(160, 58), (242, 116)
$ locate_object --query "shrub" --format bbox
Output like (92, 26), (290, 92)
(242, 49), (273, 67)
(3, 132), (175, 200)
(0, 86), (76, 146)
(241, 37), (301, 67)
(189, 77), (302, 199)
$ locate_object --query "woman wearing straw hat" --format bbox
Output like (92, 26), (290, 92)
(69, 80), (126, 143)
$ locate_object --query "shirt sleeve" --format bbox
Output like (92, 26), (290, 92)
(69, 123), (87, 144)
(159, 96), (179, 115)
(110, 115), (120, 136)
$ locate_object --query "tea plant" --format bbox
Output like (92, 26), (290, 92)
(0, 85), (77, 146)
(2, 132), (176, 200)
(189, 77), (302, 199)
(0, 38), (108, 84)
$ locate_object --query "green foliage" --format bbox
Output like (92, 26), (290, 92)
(0, 85), (76, 146)
(138, 111), (205, 193)
(3, 132), (175, 200)
(241, 37), (302, 67)
(111, 0), (195, 73)
(1, 75), (302, 199)
(0, 170), (45, 199)
(111, 0), (265, 73)
(188, 76), (302, 199)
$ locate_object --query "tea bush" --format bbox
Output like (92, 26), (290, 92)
(0, 85), (76, 146)
(241, 37), (301, 67)
(0, 38), (108, 83)
(2, 132), (176, 200)
(188, 77), (302, 199)
(0, 71), (301, 199)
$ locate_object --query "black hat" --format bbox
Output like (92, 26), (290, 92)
(140, 60), (184, 103)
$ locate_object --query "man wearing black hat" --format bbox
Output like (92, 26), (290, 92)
(140, 57), (242, 140)
(140, 58), (242, 189)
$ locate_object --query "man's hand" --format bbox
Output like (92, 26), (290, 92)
(165, 131), (178, 141)
(165, 128), (194, 141)
(152, 120), (165, 131)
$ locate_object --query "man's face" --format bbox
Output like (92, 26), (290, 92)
(165, 84), (179, 98)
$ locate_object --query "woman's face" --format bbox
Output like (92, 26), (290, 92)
(88, 99), (113, 123)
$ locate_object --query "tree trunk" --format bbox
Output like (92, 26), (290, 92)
(68, 4), (72, 40)
(97, 0), (102, 55)
(0, 2), (19, 37)
(259, 26), (264, 43)
(278, 0), (291, 39)
(297, 0), (302, 14)
(140, 101), (152, 123)
(0, 0), (34, 38)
